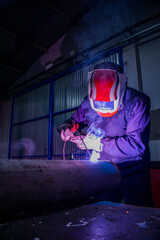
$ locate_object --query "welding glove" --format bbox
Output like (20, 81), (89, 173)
(61, 128), (74, 142)
(70, 134), (103, 152)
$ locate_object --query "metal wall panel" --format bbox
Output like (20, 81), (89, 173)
(10, 83), (50, 158)
(139, 38), (160, 163)
(139, 38), (160, 111)
(13, 83), (50, 123)
(11, 118), (48, 157)
(53, 69), (87, 112)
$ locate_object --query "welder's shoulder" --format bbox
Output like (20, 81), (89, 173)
(125, 87), (150, 105)
(80, 96), (90, 109)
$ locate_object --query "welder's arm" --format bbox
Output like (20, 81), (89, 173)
(57, 122), (74, 141)
(101, 98), (150, 162)
(57, 98), (87, 142)
(60, 128), (74, 141)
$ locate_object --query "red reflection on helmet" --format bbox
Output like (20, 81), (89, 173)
(90, 70), (118, 102)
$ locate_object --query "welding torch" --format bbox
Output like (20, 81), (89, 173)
(57, 122), (91, 160)
(70, 123), (91, 158)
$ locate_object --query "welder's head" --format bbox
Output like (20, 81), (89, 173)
(88, 62), (127, 117)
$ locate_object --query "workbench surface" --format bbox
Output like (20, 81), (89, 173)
(1, 201), (160, 240)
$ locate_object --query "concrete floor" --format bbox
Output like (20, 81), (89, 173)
(0, 201), (160, 240)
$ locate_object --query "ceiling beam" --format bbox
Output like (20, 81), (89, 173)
(0, 63), (23, 73)
(48, 1), (71, 20)
(0, 26), (48, 53)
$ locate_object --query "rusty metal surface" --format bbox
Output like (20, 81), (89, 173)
(0, 202), (160, 240)
(0, 160), (120, 213)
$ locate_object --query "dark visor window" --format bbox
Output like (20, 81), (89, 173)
(93, 100), (114, 110)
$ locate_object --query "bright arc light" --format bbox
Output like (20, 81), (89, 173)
(90, 150), (100, 163)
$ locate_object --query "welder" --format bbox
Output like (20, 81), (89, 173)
(58, 62), (154, 207)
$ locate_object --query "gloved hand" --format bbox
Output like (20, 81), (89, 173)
(60, 128), (74, 141)
(70, 134), (103, 152)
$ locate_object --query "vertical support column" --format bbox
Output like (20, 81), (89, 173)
(117, 46), (124, 73)
(8, 96), (15, 159)
(48, 80), (54, 160)
(134, 42), (143, 92)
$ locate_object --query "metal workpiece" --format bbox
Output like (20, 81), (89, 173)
(0, 160), (120, 213)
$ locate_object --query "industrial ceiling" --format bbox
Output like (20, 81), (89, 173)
(0, 0), (98, 97)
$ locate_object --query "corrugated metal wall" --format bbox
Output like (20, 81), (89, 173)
(13, 84), (50, 123)
(11, 84), (50, 158)
(9, 50), (120, 159)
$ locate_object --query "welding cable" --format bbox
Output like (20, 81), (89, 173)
(76, 131), (92, 158)
(63, 141), (66, 160)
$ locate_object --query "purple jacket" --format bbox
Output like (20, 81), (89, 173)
(70, 87), (150, 170)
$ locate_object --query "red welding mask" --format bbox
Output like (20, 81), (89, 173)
(88, 69), (124, 117)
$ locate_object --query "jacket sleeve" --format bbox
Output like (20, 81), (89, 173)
(101, 97), (150, 162)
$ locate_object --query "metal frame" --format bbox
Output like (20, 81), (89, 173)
(48, 80), (54, 160)
(8, 46), (123, 160)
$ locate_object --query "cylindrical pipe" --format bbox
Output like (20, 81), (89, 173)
(0, 160), (120, 213)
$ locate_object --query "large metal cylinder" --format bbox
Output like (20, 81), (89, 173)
(0, 160), (120, 213)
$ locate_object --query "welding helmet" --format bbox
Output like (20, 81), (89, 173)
(88, 62), (127, 117)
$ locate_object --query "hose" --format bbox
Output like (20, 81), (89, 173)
(63, 141), (66, 160)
